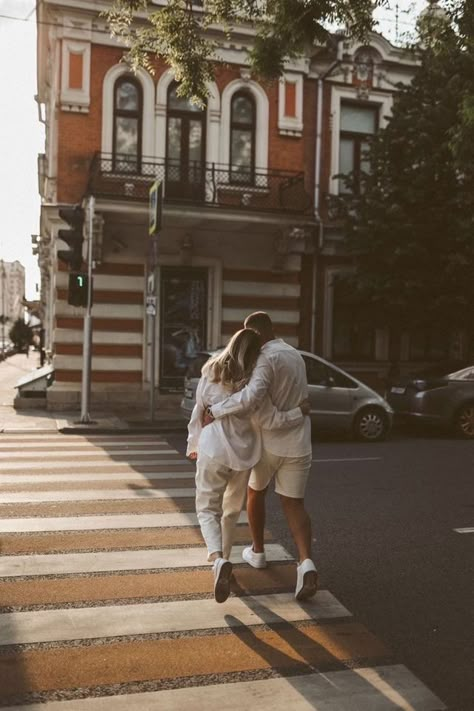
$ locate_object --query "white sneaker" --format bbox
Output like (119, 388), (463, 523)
(213, 558), (233, 603)
(295, 559), (318, 601)
(242, 545), (267, 569)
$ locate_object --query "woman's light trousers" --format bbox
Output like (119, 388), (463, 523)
(195, 452), (250, 560)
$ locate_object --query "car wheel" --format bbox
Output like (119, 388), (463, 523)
(353, 407), (389, 442)
(453, 402), (474, 439)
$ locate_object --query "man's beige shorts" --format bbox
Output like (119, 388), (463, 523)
(249, 449), (312, 499)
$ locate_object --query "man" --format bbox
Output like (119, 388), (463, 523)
(209, 312), (317, 601)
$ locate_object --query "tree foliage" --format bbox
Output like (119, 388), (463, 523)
(334, 1), (474, 347)
(9, 319), (33, 352)
(105, 0), (383, 104)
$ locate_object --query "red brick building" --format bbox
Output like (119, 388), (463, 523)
(36, 0), (419, 409)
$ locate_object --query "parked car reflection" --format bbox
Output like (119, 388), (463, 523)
(387, 363), (474, 439)
(181, 349), (393, 443)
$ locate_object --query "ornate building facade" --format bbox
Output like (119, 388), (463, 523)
(35, 0), (419, 409)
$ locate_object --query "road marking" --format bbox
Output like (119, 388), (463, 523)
(0, 544), (291, 578)
(0, 440), (170, 449)
(1, 666), (445, 711)
(0, 448), (178, 458)
(453, 527), (474, 534)
(0, 512), (245, 533)
(0, 471), (195, 483)
(0, 591), (350, 646)
(312, 457), (382, 463)
(0, 459), (191, 471)
(0, 487), (197, 503)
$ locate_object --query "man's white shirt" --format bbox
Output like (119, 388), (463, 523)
(211, 339), (312, 457)
(187, 374), (303, 470)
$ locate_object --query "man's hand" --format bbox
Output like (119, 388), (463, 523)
(188, 452), (197, 461)
(299, 399), (311, 416)
(201, 406), (215, 428)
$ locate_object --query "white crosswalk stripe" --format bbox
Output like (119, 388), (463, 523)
(0, 544), (292, 578)
(0, 487), (196, 502)
(0, 470), (196, 483)
(2, 667), (445, 711)
(0, 512), (228, 533)
(0, 448), (177, 458)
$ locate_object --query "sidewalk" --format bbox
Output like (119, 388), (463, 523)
(0, 353), (187, 435)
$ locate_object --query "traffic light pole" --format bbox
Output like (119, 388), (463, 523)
(80, 195), (94, 424)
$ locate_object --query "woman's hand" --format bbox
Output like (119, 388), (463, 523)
(188, 452), (198, 461)
(299, 399), (311, 416)
(201, 406), (215, 427)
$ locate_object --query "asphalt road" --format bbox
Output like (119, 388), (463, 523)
(169, 431), (474, 710)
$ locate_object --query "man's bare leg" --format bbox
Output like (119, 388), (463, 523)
(279, 495), (312, 562)
(280, 495), (317, 600)
(247, 485), (267, 553)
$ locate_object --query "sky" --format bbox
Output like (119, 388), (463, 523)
(0, 0), (428, 300)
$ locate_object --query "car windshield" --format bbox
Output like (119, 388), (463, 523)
(448, 366), (474, 381)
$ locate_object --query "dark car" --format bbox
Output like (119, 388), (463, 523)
(181, 349), (393, 442)
(387, 363), (474, 439)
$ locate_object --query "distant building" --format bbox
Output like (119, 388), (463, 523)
(0, 260), (25, 331)
(35, 1), (423, 410)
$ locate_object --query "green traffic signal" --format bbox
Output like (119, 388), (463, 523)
(68, 272), (90, 307)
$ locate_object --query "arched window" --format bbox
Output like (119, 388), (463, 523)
(112, 76), (143, 173)
(166, 82), (206, 199)
(230, 91), (256, 184)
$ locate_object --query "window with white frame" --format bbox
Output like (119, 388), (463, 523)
(112, 76), (143, 173)
(230, 91), (256, 184)
(339, 102), (378, 194)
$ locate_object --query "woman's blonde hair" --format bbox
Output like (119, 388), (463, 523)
(203, 328), (261, 392)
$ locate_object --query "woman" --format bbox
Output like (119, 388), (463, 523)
(187, 328), (309, 603)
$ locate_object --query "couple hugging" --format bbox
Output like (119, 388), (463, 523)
(187, 311), (318, 604)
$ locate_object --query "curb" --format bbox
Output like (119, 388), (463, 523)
(58, 422), (187, 435)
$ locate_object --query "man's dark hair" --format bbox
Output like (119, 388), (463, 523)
(244, 311), (274, 338)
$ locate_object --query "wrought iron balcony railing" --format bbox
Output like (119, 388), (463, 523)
(88, 153), (313, 215)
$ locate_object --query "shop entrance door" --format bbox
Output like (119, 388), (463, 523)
(159, 266), (208, 391)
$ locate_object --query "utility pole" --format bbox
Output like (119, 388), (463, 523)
(80, 196), (95, 424)
(0, 260), (5, 359)
(148, 180), (162, 422)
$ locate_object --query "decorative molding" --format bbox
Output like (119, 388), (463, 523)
(101, 64), (155, 157)
(60, 40), (91, 112)
(220, 78), (269, 173)
(278, 73), (304, 137)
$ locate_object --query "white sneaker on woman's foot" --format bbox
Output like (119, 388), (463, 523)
(213, 558), (233, 603)
(295, 559), (318, 601)
(242, 546), (267, 569)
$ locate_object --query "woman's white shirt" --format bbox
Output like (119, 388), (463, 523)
(186, 375), (303, 470)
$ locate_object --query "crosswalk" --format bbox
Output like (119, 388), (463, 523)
(0, 434), (446, 709)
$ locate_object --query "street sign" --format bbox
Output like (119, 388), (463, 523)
(146, 295), (156, 316)
(149, 180), (163, 236)
(147, 273), (155, 295)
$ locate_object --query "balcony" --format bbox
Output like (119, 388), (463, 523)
(88, 153), (313, 215)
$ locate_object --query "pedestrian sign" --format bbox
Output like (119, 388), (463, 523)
(149, 180), (163, 236)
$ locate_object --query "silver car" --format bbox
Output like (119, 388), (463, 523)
(387, 363), (474, 439)
(180, 349), (393, 442)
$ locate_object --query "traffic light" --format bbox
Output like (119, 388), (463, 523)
(58, 204), (84, 270)
(68, 272), (90, 307)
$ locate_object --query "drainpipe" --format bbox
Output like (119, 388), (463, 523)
(311, 34), (344, 352)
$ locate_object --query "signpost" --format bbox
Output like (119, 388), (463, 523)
(80, 195), (95, 424)
(148, 180), (162, 422)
